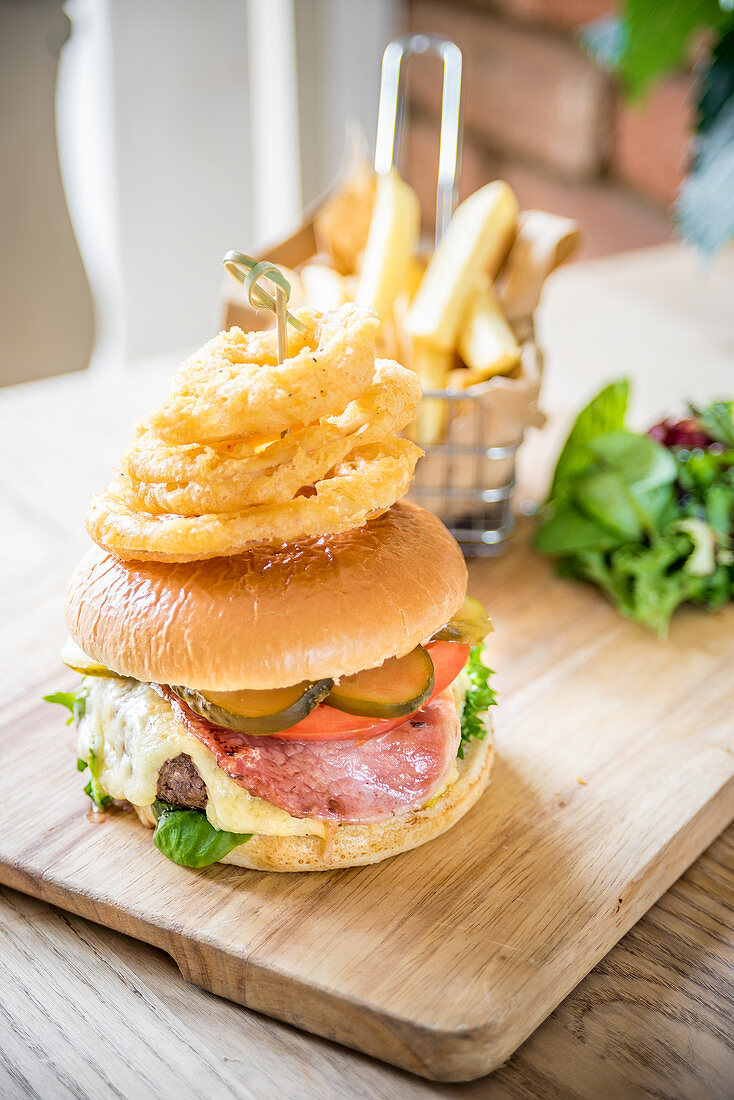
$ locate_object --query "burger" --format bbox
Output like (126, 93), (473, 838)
(46, 302), (496, 871)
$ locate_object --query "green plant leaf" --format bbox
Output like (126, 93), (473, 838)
(675, 94), (734, 254)
(616, 0), (731, 100)
(548, 380), (629, 503)
(151, 801), (251, 868)
(697, 25), (734, 135)
(458, 647), (497, 759)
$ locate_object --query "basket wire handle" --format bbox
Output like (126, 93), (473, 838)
(374, 33), (463, 245)
(222, 250), (306, 364)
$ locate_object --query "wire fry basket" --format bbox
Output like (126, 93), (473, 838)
(376, 34), (574, 556)
(221, 37), (578, 558)
(409, 390), (521, 553)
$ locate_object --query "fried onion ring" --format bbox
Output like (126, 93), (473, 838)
(87, 439), (422, 562)
(122, 359), (421, 515)
(143, 304), (377, 445)
(87, 305), (423, 561)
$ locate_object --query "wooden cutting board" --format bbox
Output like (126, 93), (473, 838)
(0, 528), (731, 1083)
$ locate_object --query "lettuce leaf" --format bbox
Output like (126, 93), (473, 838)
(151, 801), (252, 868)
(44, 687), (88, 726)
(83, 747), (111, 811)
(559, 527), (732, 637)
(458, 647), (497, 760)
(548, 380), (629, 503)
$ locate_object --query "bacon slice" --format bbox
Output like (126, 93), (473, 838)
(164, 689), (460, 824)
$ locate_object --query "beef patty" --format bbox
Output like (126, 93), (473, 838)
(156, 753), (207, 810)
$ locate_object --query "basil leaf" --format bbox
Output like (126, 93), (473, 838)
(151, 801), (251, 868)
(548, 380), (629, 503)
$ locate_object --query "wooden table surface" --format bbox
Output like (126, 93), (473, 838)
(1, 243), (733, 1099)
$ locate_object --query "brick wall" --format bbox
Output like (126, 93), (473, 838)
(404, 0), (692, 258)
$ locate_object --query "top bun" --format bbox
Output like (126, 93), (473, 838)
(65, 501), (467, 690)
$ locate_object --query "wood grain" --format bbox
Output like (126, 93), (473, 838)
(1, 827), (731, 1097)
(1, 244), (733, 1093)
(0, 524), (731, 1081)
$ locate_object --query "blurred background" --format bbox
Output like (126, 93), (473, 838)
(0, 0), (701, 387)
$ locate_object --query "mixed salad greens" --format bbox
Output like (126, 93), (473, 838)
(534, 381), (734, 635)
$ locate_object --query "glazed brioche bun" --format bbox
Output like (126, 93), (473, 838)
(65, 501), (467, 691)
(133, 728), (493, 871)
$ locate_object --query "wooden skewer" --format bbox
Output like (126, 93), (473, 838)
(274, 284), (287, 364)
(222, 250), (305, 365)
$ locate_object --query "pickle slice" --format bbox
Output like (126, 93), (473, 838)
(429, 595), (492, 646)
(326, 645), (434, 719)
(170, 679), (333, 735)
(60, 638), (117, 678)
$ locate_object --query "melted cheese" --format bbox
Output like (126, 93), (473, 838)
(77, 677), (328, 838)
(76, 665), (469, 839)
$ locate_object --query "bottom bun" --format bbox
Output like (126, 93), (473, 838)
(133, 724), (493, 872)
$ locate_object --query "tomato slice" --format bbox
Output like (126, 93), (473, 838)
(427, 640), (471, 697)
(273, 642), (471, 742)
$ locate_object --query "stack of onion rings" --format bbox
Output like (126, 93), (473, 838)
(86, 305), (423, 562)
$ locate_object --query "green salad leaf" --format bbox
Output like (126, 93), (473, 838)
(690, 399), (734, 448)
(549, 379), (629, 503)
(151, 800), (252, 868)
(44, 687), (88, 726)
(458, 647), (497, 760)
(535, 384), (734, 636)
(560, 529), (731, 637)
(45, 684), (109, 807)
(83, 747), (111, 811)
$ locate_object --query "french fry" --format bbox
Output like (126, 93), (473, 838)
(300, 263), (350, 310)
(408, 339), (454, 445)
(405, 181), (518, 352)
(355, 169), (421, 325)
(457, 276), (521, 382)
